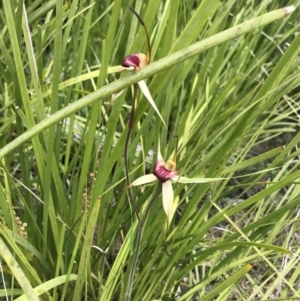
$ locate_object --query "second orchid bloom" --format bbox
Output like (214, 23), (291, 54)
(130, 140), (223, 226)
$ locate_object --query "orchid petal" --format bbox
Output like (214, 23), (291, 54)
(130, 174), (157, 187)
(162, 180), (174, 226)
(137, 80), (166, 128)
(109, 65), (125, 73)
(170, 196), (179, 224)
(173, 176), (224, 184)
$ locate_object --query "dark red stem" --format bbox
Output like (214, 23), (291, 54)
(124, 84), (141, 223)
(129, 6), (151, 64)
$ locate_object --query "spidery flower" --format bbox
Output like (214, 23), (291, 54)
(130, 140), (223, 226)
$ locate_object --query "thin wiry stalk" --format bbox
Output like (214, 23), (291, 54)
(129, 6), (151, 63)
(124, 84), (141, 223)
(125, 223), (143, 301)
(123, 6), (152, 224)
(125, 185), (161, 301)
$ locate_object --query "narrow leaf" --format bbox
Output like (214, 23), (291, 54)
(0, 238), (40, 301)
(198, 264), (252, 301)
(130, 174), (157, 186)
(178, 264), (252, 301)
(72, 199), (101, 300)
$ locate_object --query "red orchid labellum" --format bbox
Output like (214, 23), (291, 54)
(122, 52), (148, 70)
(153, 148), (178, 183)
(121, 7), (151, 71)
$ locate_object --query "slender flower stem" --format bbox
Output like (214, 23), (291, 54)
(125, 185), (161, 301)
(125, 223), (143, 301)
(129, 7), (151, 63)
(124, 83), (141, 223)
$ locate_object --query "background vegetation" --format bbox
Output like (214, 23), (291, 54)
(0, 0), (300, 300)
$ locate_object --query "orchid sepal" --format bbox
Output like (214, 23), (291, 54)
(130, 174), (157, 187)
(162, 180), (174, 226)
(137, 80), (167, 128)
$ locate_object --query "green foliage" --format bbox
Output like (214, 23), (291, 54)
(0, 1), (300, 300)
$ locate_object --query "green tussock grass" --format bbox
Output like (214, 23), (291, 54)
(0, 1), (300, 300)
